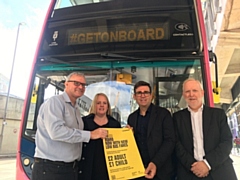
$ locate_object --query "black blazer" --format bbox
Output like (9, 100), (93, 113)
(78, 114), (121, 180)
(127, 104), (175, 180)
(173, 106), (237, 180)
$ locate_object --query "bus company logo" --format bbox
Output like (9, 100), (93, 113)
(49, 31), (59, 46)
(175, 23), (189, 31)
(53, 31), (58, 41)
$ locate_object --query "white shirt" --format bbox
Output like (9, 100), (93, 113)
(188, 105), (211, 170)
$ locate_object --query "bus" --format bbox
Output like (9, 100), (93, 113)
(16, 0), (215, 179)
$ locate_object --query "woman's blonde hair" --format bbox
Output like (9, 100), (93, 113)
(89, 93), (112, 115)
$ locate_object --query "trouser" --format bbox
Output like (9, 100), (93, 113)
(32, 158), (78, 180)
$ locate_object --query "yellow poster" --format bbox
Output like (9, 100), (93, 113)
(103, 128), (145, 180)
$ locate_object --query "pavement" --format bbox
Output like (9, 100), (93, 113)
(0, 157), (16, 180)
(0, 153), (240, 180)
(232, 149), (240, 179)
(232, 155), (240, 179)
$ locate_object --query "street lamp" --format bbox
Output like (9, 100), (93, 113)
(0, 22), (26, 152)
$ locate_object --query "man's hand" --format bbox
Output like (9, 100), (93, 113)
(125, 125), (133, 132)
(90, 128), (108, 139)
(145, 162), (157, 179)
(191, 161), (209, 178)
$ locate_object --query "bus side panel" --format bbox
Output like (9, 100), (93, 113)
(16, 153), (30, 180)
(196, 0), (214, 106)
(16, 0), (56, 179)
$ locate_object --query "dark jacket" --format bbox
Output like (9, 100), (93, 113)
(127, 104), (176, 180)
(173, 106), (237, 180)
(78, 114), (121, 180)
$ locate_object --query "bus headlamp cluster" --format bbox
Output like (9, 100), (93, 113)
(23, 158), (30, 166)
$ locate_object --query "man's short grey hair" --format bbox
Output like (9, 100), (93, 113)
(66, 72), (85, 81)
(182, 78), (203, 91)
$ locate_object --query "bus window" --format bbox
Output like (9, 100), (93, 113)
(155, 65), (205, 114)
(23, 59), (203, 140)
(55, 0), (114, 9)
(25, 77), (64, 139)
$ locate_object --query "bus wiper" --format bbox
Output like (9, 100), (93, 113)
(40, 57), (79, 66)
(101, 53), (141, 60)
(101, 53), (177, 62)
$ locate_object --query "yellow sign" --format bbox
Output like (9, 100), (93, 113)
(103, 128), (145, 180)
(116, 74), (132, 84)
(212, 81), (221, 104)
(31, 84), (38, 103)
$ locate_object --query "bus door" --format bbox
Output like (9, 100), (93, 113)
(155, 76), (188, 114)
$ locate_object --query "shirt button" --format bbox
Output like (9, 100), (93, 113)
(82, 157), (85, 160)
(79, 171), (82, 173)
(84, 144), (87, 147)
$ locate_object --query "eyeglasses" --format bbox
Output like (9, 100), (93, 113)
(135, 91), (151, 97)
(67, 80), (87, 87)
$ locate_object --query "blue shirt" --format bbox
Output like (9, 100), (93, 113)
(34, 92), (90, 162)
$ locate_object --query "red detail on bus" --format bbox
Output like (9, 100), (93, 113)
(16, 1), (56, 179)
(195, 0), (214, 107)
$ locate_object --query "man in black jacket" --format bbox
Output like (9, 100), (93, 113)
(173, 78), (237, 180)
(128, 81), (175, 180)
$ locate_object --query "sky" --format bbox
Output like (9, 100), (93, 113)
(0, 0), (50, 98)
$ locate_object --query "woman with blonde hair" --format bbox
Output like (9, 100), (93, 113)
(78, 93), (121, 180)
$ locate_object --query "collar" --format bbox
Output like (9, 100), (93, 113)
(138, 103), (153, 116)
(187, 104), (203, 113)
(62, 91), (76, 107)
(63, 92), (71, 102)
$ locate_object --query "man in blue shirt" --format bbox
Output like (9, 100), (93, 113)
(32, 72), (108, 180)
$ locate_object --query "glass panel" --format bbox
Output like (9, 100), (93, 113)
(25, 77), (64, 138)
(24, 59), (203, 139)
(55, 0), (114, 9)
